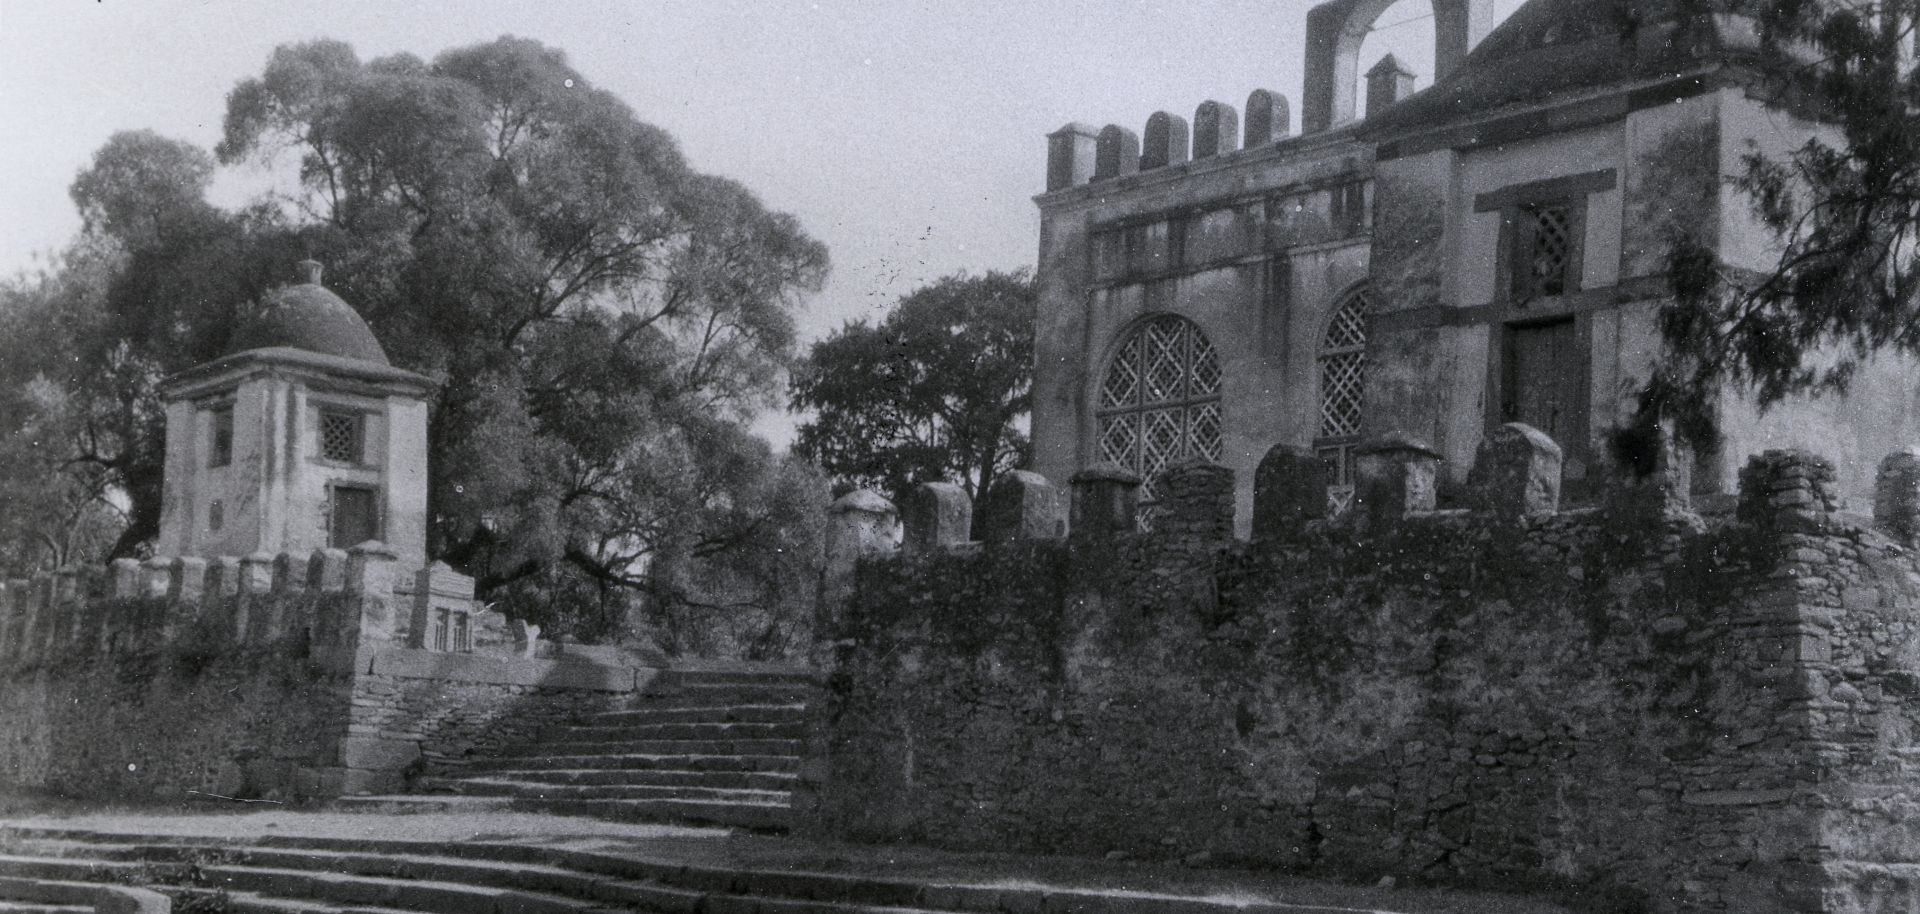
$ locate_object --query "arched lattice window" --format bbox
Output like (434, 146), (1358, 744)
(1316, 287), (1370, 514)
(1098, 315), (1224, 514)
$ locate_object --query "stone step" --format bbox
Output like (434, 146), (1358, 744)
(197, 862), (613, 913)
(223, 892), (419, 914)
(553, 720), (809, 741)
(639, 686), (817, 705)
(0, 904), (90, 913)
(458, 767), (796, 790)
(584, 702), (807, 725)
(0, 829), (1409, 914)
(464, 751), (799, 773)
(333, 792), (792, 830)
(500, 737), (803, 757)
(421, 775), (789, 804)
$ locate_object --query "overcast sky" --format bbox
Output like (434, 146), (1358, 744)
(0, 0), (1523, 442)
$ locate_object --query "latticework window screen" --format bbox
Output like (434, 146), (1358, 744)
(320, 410), (362, 464)
(1097, 315), (1224, 524)
(1316, 288), (1371, 515)
(1515, 204), (1572, 300)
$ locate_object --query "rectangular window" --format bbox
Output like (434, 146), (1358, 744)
(1330, 181), (1369, 237)
(209, 406), (234, 468)
(1511, 204), (1575, 301)
(432, 609), (450, 653)
(319, 409), (364, 464)
(453, 612), (472, 653)
(328, 485), (380, 549)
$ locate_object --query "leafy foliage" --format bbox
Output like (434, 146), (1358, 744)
(0, 37), (830, 651)
(791, 271), (1033, 509)
(1648, 0), (1920, 447)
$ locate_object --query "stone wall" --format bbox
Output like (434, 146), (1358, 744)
(805, 429), (1920, 914)
(0, 546), (649, 801)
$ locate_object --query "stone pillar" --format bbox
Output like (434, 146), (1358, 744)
(1046, 123), (1098, 192)
(1353, 433), (1443, 530)
(826, 490), (901, 574)
(1070, 463), (1142, 541)
(1468, 423), (1563, 521)
(1141, 111), (1192, 170)
(307, 548), (350, 593)
(902, 482), (973, 556)
(981, 471), (1065, 544)
(1253, 445), (1327, 539)
(1153, 461), (1236, 542)
(1244, 89), (1291, 147)
(0, 580), (19, 665)
(1365, 54), (1417, 116)
(1738, 450), (1838, 530)
(1874, 449), (1920, 544)
(1192, 100), (1240, 159)
(171, 557), (209, 604)
(1094, 125), (1140, 181)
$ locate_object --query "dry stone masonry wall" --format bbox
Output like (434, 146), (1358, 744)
(0, 545), (645, 801)
(805, 424), (1920, 914)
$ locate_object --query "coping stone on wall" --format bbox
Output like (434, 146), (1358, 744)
(369, 647), (642, 692)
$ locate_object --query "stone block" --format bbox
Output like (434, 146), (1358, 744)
(307, 548), (350, 593)
(903, 482), (973, 555)
(339, 735), (421, 771)
(1875, 448), (1920, 544)
(1152, 460), (1235, 540)
(1141, 111), (1191, 170)
(1738, 450), (1838, 529)
(272, 552), (305, 594)
(347, 541), (399, 595)
(1245, 89), (1291, 146)
(1193, 100), (1240, 159)
(826, 489), (900, 572)
(109, 558), (142, 599)
(1468, 423), (1563, 520)
(171, 556), (209, 604)
(240, 553), (276, 594)
(980, 471), (1065, 543)
(1093, 124), (1140, 181)
(1045, 123), (1098, 192)
(140, 558), (173, 601)
(1070, 463), (1141, 541)
(1353, 433), (1443, 530)
(1253, 445), (1326, 538)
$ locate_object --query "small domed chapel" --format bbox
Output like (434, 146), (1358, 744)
(1030, 0), (1920, 530)
(154, 261), (434, 570)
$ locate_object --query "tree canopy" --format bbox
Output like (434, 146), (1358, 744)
(0, 36), (830, 648)
(790, 271), (1033, 509)
(1650, 1), (1920, 448)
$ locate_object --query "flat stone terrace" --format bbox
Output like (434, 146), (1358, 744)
(0, 809), (1575, 914)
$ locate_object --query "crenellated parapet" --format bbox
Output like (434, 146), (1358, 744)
(0, 543), (408, 677)
(1047, 89), (1300, 192)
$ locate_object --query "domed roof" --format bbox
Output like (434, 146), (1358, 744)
(226, 261), (389, 365)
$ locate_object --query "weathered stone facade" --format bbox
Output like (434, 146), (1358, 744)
(1032, 0), (1920, 531)
(806, 430), (1920, 913)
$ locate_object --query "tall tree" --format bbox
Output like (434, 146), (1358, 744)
(1648, 1), (1920, 447)
(0, 38), (831, 649)
(791, 271), (1033, 508)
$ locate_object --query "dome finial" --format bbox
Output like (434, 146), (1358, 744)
(298, 259), (324, 286)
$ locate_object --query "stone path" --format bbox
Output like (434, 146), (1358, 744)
(0, 809), (1573, 914)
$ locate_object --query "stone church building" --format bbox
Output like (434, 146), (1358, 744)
(1030, 0), (1920, 527)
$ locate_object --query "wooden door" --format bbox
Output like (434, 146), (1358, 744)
(330, 486), (380, 549)
(1503, 319), (1580, 446)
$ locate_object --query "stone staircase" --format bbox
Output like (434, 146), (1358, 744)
(342, 664), (817, 832)
(0, 827), (1405, 914)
